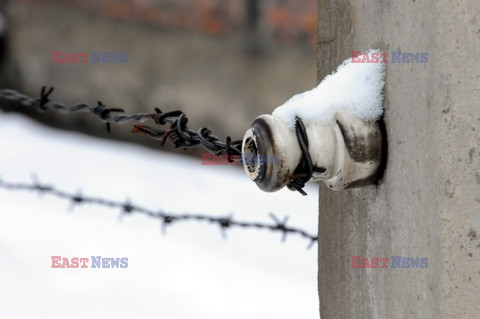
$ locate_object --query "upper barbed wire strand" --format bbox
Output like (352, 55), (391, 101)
(0, 87), (243, 156)
(0, 87), (312, 195)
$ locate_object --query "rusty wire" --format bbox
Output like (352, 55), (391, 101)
(286, 117), (313, 196)
(0, 175), (318, 247)
(0, 87), (242, 157)
(0, 86), (314, 195)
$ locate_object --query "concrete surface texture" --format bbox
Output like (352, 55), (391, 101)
(317, 0), (480, 318)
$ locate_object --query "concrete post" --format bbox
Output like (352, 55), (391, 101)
(317, 0), (480, 318)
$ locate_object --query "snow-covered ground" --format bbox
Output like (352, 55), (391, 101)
(0, 113), (319, 319)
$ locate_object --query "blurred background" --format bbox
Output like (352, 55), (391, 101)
(0, 1), (319, 318)
(0, 0), (316, 150)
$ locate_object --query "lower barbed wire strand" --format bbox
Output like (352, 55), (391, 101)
(0, 176), (318, 247)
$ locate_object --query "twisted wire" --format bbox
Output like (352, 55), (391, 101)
(0, 86), (313, 195)
(0, 87), (242, 156)
(0, 175), (318, 247)
(286, 117), (314, 196)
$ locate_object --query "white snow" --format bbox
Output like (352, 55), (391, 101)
(0, 113), (319, 319)
(272, 49), (385, 129)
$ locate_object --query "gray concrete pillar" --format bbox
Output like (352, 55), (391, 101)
(317, 0), (480, 318)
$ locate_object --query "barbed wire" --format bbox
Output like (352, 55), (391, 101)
(0, 175), (318, 247)
(0, 87), (243, 156)
(0, 86), (312, 195)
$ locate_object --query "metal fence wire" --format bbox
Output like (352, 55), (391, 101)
(0, 86), (314, 195)
(0, 175), (318, 247)
(0, 86), (243, 153)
